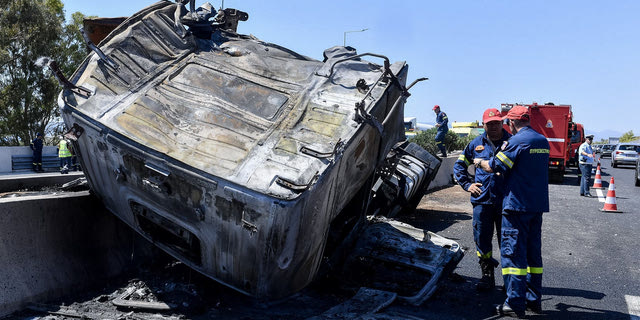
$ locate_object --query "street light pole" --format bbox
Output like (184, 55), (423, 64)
(343, 28), (369, 47)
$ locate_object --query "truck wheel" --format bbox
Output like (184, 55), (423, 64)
(549, 172), (564, 183)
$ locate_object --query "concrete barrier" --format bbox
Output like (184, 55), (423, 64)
(427, 152), (457, 190)
(0, 172), (85, 193)
(0, 191), (154, 317)
(0, 146), (58, 173)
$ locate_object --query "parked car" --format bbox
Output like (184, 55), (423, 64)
(593, 144), (602, 153)
(611, 143), (640, 168)
(601, 144), (615, 158)
(635, 158), (640, 187)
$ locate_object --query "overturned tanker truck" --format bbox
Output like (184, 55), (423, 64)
(54, 1), (462, 303)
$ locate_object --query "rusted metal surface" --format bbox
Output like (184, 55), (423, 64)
(57, 1), (458, 300)
(83, 17), (127, 45)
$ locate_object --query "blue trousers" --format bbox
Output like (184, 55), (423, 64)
(501, 211), (543, 311)
(579, 163), (592, 195)
(435, 130), (446, 155)
(473, 203), (502, 261)
(32, 150), (42, 166)
(60, 157), (72, 173)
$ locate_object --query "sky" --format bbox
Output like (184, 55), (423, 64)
(61, 0), (640, 141)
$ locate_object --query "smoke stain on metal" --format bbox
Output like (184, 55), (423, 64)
(57, 0), (461, 302)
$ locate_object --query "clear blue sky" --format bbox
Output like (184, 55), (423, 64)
(62, 0), (640, 140)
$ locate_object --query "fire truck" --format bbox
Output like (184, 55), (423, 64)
(501, 103), (585, 182)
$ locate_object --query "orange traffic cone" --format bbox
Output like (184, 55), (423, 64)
(600, 177), (621, 213)
(592, 163), (603, 189)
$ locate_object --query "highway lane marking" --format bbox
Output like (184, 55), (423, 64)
(596, 188), (605, 203)
(626, 295), (640, 320)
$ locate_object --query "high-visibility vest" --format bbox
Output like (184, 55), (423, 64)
(58, 139), (72, 158)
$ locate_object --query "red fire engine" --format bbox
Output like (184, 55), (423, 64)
(501, 103), (585, 182)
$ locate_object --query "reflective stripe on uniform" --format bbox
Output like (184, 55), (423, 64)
(477, 251), (492, 259)
(497, 151), (514, 168)
(502, 267), (527, 276)
(530, 148), (550, 154)
(458, 155), (470, 166)
(527, 266), (543, 274)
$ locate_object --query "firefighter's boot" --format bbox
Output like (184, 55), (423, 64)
(477, 258), (497, 291)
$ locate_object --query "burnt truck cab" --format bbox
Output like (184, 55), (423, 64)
(53, 1), (461, 302)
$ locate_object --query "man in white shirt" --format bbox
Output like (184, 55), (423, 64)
(578, 135), (595, 197)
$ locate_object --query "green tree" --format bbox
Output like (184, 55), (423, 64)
(410, 127), (476, 156)
(0, 0), (86, 146)
(60, 11), (89, 78)
(619, 130), (635, 143)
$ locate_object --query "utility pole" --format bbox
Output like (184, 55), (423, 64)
(343, 28), (368, 47)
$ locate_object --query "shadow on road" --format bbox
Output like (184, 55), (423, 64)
(410, 275), (628, 320)
(401, 209), (471, 234)
(527, 302), (631, 320)
(543, 286), (605, 300)
(557, 174), (580, 186)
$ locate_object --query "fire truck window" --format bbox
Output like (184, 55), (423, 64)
(570, 130), (580, 143)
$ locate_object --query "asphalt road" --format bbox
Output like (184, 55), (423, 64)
(392, 156), (640, 319)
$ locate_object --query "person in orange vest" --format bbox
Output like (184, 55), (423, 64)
(57, 136), (72, 174)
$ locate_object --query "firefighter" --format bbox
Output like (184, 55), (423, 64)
(453, 108), (511, 291)
(578, 135), (595, 197)
(69, 141), (81, 171)
(474, 105), (549, 318)
(30, 132), (44, 172)
(433, 105), (449, 157)
(57, 136), (72, 174)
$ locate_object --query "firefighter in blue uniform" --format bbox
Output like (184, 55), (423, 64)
(30, 132), (44, 172)
(453, 108), (511, 291)
(433, 105), (448, 157)
(474, 105), (549, 318)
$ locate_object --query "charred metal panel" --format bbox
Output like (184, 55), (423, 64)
(338, 219), (463, 305)
(56, 1), (454, 300)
